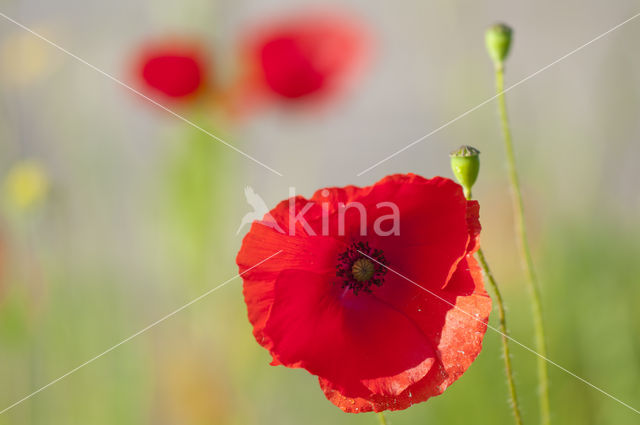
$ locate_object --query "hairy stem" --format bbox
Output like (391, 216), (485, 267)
(476, 247), (524, 425)
(495, 64), (550, 425)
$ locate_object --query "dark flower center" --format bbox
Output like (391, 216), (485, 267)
(336, 241), (388, 295)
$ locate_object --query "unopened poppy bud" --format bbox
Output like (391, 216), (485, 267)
(485, 23), (512, 66)
(450, 145), (480, 199)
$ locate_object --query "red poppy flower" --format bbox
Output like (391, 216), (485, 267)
(236, 174), (491, 412)
(135, 41), (208, 100)
(242, 12), (369, 101)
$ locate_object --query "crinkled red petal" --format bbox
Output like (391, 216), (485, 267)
(236, 174), (491, 412)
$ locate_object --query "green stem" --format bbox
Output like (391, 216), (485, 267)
(466, 189), (523, 424)
(377, 412), (388, 425)
(495, 64), (550, 425)
(476, 247), (524, 425)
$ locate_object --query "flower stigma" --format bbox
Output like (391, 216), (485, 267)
(336, 241), (388, 295)
(352, 258), (375, 282)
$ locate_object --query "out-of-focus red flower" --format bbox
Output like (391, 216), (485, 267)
(236, 174), (491, 413)
(135, 41), (208, 100)
(242, 12), (369, 102)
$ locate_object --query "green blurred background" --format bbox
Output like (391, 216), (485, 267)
(0, 0), (639, 424)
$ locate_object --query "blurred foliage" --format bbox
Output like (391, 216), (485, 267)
(2, 168), (638, 424)
(1, 1), (639, 424)
(160, 117), (234, 289)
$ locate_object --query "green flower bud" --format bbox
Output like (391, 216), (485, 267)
(450, 145), (480, 199)
(485, 23), (513, 66)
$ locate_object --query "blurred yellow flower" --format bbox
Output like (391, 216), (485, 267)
(4, 160), (49, 211)
(0, 26), (61, 86)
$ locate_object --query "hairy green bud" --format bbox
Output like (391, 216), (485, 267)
(486, 23), (513, 66)
(450, 145), (480, 199)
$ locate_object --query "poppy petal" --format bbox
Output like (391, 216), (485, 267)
(264, 270), (437, 396)
(237, 224), (342, 349)
(319, 255), (491, 412)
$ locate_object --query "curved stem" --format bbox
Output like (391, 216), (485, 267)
(476, 247), (524, 425)
(377, 412), (388, 425)
(495, 64), (550, 425)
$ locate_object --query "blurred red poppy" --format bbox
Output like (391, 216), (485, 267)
(241, 12), (369, 102)
(135, 40), (208, 100)
(236, 174), (491, 412)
